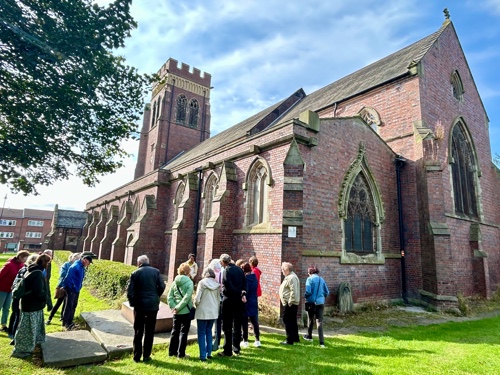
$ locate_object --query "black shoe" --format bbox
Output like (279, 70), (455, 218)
(303, 335), (312, 342)
(133, 358), (140, 363)
(143, 357), (152, 363)
(45, 320), (51, 325)
(218, 352), (232, 357)
(0, 326), (8, 332)
(10, 340), (15, 346)
(280, 341), (293, 345)
(207, 356), (213, 359)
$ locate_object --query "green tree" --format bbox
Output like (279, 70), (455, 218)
(0, 0), (149, 194)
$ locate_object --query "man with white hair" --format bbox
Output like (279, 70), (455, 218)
(279, 262), (300, 345)
(127, 255), (166, 363)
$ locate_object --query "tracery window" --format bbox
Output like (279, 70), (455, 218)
(188, 99), (199, 128)
(451, 70), (464, 101)
(176, 94), (187, 124)
(203, 174), (217, 228)
(344, 173), (375, 253)
(450, 121), (478, 217)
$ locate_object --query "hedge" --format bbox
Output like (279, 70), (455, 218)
(53, 250), (135, 301)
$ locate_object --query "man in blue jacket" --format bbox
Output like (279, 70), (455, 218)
(60, 255), (92, 330)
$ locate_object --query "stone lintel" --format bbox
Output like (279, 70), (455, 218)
(419, 289), (458, 302)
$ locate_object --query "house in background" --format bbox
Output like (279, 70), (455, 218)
(43, 205), (88, 252)
(82, 19), (500, 312)
(0, 208), (53, 251)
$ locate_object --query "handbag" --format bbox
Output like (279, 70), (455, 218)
(176, 283), (196, 320)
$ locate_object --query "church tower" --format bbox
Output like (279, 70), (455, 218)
(134, 59), (212, 178)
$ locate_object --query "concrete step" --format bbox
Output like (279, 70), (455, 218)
(41, 309), (198, 368)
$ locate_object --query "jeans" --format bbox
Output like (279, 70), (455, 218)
(133, 309), (158, 361)
(283, 304), (299, 344)
(306, 304), (325, 344)
(0, 291), (12, 326)
(169, 313), (191, 357)
(197, 319), (215, 359)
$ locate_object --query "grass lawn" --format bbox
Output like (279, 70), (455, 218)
(1, 253), (499, 374)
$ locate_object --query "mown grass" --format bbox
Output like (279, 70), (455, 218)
(1, 252), (499, 374)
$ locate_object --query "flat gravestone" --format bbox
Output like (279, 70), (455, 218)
(82, 310), (172, 359)
(42, 330), (107, 368)
(121, 301), (173, 333)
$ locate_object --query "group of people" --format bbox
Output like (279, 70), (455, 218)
(128, 253), (263, 362)
(0, 249), (94, 358)
(130, 253), (329, 363)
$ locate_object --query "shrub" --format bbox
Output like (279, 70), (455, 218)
(85, 259), (136, 300)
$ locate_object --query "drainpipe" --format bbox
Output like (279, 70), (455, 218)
(395, 155), (408, 304)
(192, 167), (203, 258)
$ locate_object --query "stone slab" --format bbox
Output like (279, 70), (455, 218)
(41, 330), (107, 368)
(121, 301), (173, 333)
(82, 309), (198, 359)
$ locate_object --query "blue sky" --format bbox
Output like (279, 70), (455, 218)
(2, 0), (499, 211)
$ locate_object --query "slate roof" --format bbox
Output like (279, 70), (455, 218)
(56, 210), (87, 229)
(163, 22), (449, 171)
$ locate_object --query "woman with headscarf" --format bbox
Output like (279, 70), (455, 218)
(167, 263), (194, 358)
(0, 250), (29, 332)
(208, 258), (223, 350)
(12, 254), (51, 358)
(193, 268), (220, 361)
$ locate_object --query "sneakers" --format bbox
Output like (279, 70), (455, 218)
(253, 340), (261, 347)
(241, 341), (249, 348)
(320, 344), (326, 348)
(303, 335), (313, 342)
(45, 320), (51, 325)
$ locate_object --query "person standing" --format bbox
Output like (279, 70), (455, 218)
(186, 253), (198, 281)
(241, 262), (261, 348)
(303, 266), (330, 348)
(127, 255), (166, 363)
(249, 256), (262, 298)
(11, 254), (50, 358)
(60, 255), (93, 330)
(42, 249), (53, 311)
(0, 250), (29, 332)
(208, 258), (224, 351)
(167, 263), (193, 358)
(219, 253), (247, 357)
(8, 254), (38, 342)
(279, 262), (300, 345)
(193, 267), (220, 361)
(46, 253), (80, 325)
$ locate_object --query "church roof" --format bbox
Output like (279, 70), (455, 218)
(163, 22), (449, 171)
(55, 209), (87, 228)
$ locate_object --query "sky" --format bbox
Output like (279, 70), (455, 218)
(2, 0), (500, 212)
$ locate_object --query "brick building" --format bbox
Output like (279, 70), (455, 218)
(85, 20), (500, 311)
(43, 205), (88, 252)
(0, 207), (53, 251)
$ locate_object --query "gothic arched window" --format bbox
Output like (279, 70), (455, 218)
(151, 101), (157, 128)
(188, 99), (199, 128)
(344, 173), (375, 253)
(450, 121), (478, 217)
(174, 182), (186, 223)
(176, 94), (187, 124)
(203, 174), (218, 228)
(245, 161), (270, 227)
(451, 70), (464, 102)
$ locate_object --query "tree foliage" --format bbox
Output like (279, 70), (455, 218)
(0, 0), (149, 194)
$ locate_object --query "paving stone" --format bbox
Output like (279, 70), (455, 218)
(42, 330), (107, 368)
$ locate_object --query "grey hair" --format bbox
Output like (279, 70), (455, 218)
(202, 268), (215, 279)
(220, 253), (231, 264)
(282, 262), (293, 272)
(137, 255), (149, 265)
(26, 254), (38, 266)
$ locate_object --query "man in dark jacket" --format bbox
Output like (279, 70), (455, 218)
(127, 254), (166, 363)
(219, 253), (247, 357)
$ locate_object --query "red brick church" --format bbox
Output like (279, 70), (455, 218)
(84, 19), (500, 312)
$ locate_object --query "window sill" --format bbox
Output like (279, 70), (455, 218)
(340, 252), (385, 265)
